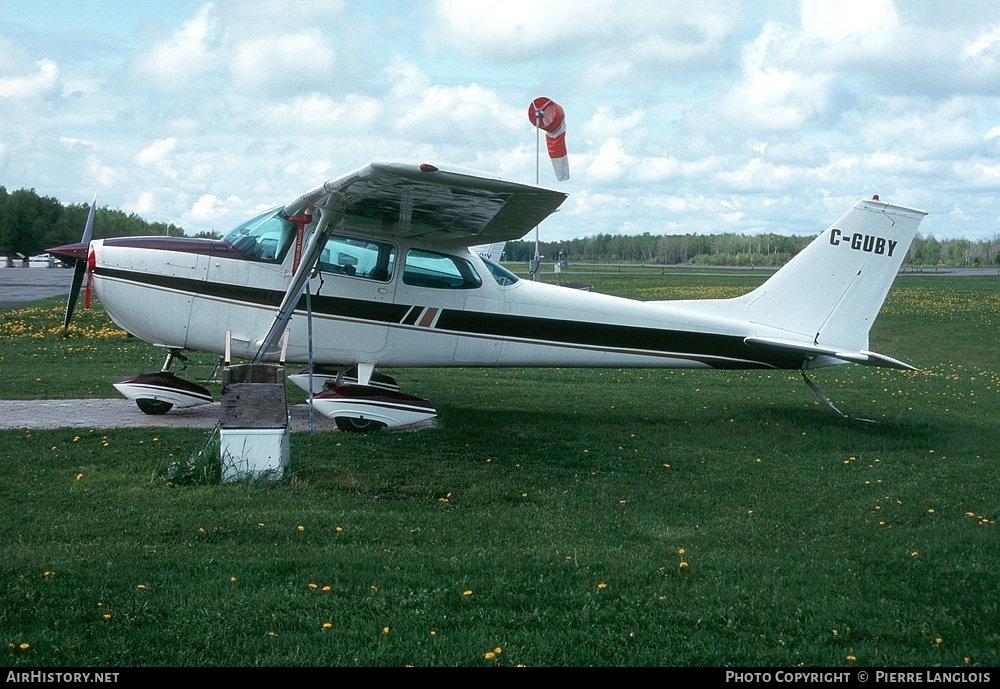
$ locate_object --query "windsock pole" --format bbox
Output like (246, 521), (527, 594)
(532, 116), (542, 281)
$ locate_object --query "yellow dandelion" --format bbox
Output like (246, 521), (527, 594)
(847, 655), (856, 662)
(430, 630), (437, 636)
(911, 551), (919, 557)
(19, 643), (29, 650)
(75, 473), (83, 481)
(935, 638), (942, 644)
(928, 509), (935, 514)
(322, 586), (330, 592)
(268, 631), (278, 638)
(598, 582), (607, 590)
(336, 526), (343, 532)
(309, 583), (317, 589)
(322, 622), (332, 629)
(832, 629), (838, 636)
(494, 647), (502, 654)
(678, 548), (685, 554)
(679, 561), (689, 570)
(485, 652), (496, 660)
(382, 627), (390, 634)
(230, 577), (236, 583)
(103, 614), (111, 620)
(297, 525), (305, 531)
(463, 590), (473, 596)
(136, 584), (146, 590)
(370, 585), (378, 593)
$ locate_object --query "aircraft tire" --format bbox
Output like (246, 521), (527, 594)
(136, 398), (174, 415)
(335, 416), (387, 434)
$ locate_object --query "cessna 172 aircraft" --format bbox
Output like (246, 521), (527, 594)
(48, 161), (926, 431)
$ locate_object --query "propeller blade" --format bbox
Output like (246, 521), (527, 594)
(63, 259), (87, 331)
(82, 195), (95, 244)
(60, 195), (97, 333)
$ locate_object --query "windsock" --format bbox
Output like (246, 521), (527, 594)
(528, 97), (570, 181)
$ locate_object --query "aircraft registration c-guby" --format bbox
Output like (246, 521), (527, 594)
(48, 161), (927, 431)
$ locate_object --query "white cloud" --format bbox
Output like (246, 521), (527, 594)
(586, 138), (632, 182)
(800, 0), (898, 42)
(0, 59), (59, 99)
(135, 139), (177, 168)
(715, 22), (833, 131)
(3, 1), (1000, 240)
(427, 0), (739, 65)
(229, 31), (336, 93)
(133, 4), (218, 87)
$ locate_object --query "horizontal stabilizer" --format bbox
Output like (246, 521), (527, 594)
(744, 336), (917, 371)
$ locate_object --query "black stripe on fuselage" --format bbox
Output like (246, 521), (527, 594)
(434, 309), (800, 369)
(96, 267), (802, 369)
(97, 267), (410, 323)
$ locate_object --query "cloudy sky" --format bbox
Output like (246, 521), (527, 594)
(2, 0), (999, 241)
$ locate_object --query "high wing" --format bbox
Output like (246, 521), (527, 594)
(283, 161), (568, 246)
(255, 161), (567, 361)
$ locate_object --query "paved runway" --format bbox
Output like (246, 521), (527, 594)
(0, 266), (74, 309)
(0, 398), (338, 431)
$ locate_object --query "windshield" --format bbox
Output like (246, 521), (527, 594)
(223, 208), (295, 263)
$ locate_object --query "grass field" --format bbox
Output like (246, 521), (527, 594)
(1, 267), (997, 667)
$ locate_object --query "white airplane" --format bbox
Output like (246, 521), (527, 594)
(48, 161), (926, 431)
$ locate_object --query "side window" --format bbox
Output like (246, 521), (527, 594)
(318, 236), (395, 282)
(481, 257), (519, 286)
(403, 249), (483, 289)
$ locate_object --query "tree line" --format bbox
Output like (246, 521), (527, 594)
(0, 186), (187, 265)
(3, 185), (999, 268)
(505, 230), (1000, 268)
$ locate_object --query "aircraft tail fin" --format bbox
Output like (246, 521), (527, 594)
(737, 197), (926, 357)
(474, 241), (507, 262)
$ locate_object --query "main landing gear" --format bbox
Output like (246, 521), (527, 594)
(113, 349), (213, 415)
(288, 365), (437, 433)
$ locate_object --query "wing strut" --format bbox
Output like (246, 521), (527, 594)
(253, 193), (344, 364)
(801, 371), (877, 423)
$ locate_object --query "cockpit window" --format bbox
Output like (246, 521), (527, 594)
(481, 257), (519, 286)
(403, 249), (482, 289)
(224, 208), (295, 263)
(318, 235), (395, 282)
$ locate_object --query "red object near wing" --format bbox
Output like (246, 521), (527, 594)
(528, 97), (570, 181)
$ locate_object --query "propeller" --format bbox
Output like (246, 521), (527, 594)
(58, 196), (96, 333)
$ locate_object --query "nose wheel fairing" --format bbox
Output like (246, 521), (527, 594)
(113, 371), (213, 415)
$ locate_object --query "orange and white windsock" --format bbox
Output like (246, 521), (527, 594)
(528, 97), (570, 181)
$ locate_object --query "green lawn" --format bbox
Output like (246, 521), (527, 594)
(1, 270), (997, 666)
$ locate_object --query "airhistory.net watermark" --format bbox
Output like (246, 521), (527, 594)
(6, 672), (119, 683)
